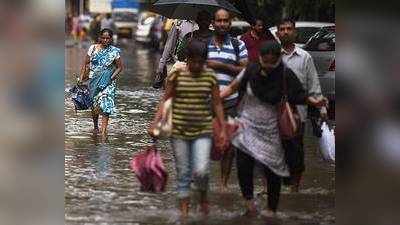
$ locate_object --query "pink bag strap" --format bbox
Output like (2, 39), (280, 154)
(282, 66), (289, 100)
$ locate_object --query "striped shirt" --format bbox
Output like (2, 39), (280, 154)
(168, 67), (218, 140)
(207, 35), (248, 109)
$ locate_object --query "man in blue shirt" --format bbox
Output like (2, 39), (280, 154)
(208, 8), (248, 190)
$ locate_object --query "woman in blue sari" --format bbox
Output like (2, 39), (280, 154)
(79, 28), (123, 139)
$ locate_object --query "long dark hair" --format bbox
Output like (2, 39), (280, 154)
(186, 40), (208, 60)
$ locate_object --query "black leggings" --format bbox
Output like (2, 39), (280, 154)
(236, 149), (282, 212)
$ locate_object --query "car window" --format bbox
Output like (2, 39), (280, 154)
(296, 27), (320, 44)
(141, 17), (155, 26)
(230, 26), (250, 38)
(304, 28), (335, 51)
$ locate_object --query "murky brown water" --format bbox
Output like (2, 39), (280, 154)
(65, 40), (335, 225)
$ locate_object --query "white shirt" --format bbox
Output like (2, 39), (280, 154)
(157, 20), (198, 73)
(282, 46), (323, 121)
(101, 18), (114, 30)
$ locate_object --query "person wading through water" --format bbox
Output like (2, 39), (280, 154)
(206, 8), (248, 191)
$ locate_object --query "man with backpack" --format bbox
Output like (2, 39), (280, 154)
(207, 8), (248, 191)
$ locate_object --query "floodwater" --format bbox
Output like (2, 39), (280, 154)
(65, 40), (335, 225)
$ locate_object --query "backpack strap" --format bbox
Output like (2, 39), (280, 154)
(282, 65), (289, 98)
(231, 37), (241, 64)
(206, 36), (241, 64)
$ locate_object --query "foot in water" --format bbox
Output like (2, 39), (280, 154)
(242, 200), (258, 218)
(199, 201), (209, 216)
(101, 132), (108, 142)
(260, 209), (276, 218)
(243, 209), (258, 218)
(92, 128), (99, 134)
(179, 198), (190, 220)
(219, 183), (228, 193)
(290, 184), (300, 193)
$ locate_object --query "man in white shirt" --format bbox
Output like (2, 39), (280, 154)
(276, 18), (328, 192)
(152, 19), (197, 89)
(101, 13), (116, 32)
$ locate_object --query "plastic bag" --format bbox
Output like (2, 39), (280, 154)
(69, 84), (92, 110)
(319, 122), (335, 163)
(130, 145), (168, 192)
(152, 98), (173, 138)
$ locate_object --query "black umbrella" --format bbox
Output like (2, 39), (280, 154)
(151, 0), (241, 20)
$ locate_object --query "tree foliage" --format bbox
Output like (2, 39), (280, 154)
(142, 0), (335, 25)
(284, 0), (335, 22)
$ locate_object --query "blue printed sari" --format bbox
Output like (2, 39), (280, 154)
(88, 44), (121, 116)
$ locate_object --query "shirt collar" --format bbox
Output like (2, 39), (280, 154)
(212, 34), (232, 46)
(282, 46), (301, 57)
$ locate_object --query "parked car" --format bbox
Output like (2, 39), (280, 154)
(230, 20), (251, 38)
(135, 12), (158, 43)
(269, 21), (335, 48)
(304, 26), (335, 119)
(207, 19), (250, 39)
(112, 11), (138, 39)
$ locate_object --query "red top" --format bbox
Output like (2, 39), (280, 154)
(240, 30), (275, 62)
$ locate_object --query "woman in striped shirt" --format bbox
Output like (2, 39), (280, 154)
(149, 40), (226, 219)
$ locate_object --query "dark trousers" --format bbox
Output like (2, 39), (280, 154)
(282, 122), (305, 185)
(236, 149), (282, 212)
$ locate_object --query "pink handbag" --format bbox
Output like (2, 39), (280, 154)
(211, 118), (239, 161)
(278, 68), (301, 140)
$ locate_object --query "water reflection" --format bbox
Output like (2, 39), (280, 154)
(89, 141), (112, 180)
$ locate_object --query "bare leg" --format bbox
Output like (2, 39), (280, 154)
(92, 109), (99, 134)
(220, 147), (234, 191)
(101, 114), (109, 140)
(290, 173), (302, 193)
(244, 199), (258, 217)
(179, 197), (190, 220)
(199, 190), (209, 216)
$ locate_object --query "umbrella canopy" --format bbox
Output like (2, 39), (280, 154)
(130, 145), (168, 192)
(151, 0), (241, 20)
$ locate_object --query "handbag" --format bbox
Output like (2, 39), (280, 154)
(69, 83), (92, 111)
(210, 117), (239, 161)
(278, 67), (301, 140)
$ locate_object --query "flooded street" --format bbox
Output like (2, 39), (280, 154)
(65, 40), (335, 225)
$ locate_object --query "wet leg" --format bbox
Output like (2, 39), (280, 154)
(101, 114), (109, 140)
(220, 146), (234, 191)
(91, 109), (99, 134)
(179, 197), (190, 219)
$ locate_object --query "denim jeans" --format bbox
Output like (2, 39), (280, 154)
(171, 136), (212, 199)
